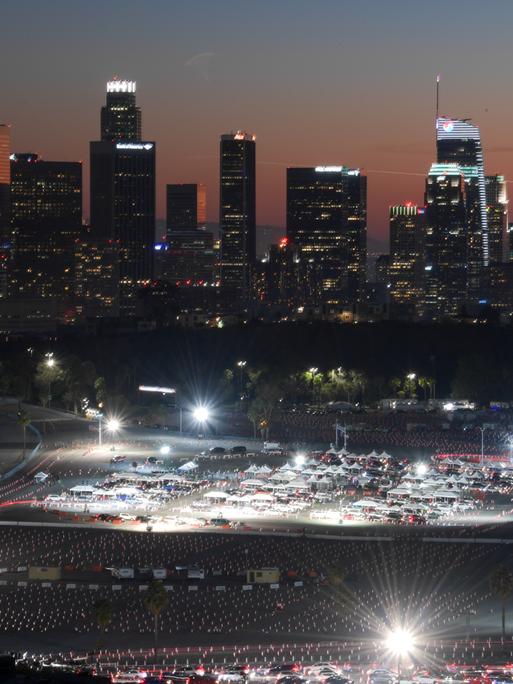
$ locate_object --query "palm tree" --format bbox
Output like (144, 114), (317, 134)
(93, 597), (113, 632)
(145, 580), (168, 646)
(490, 564), (513, 638)
(17, 409), (31, 460)
(93, 597), (113, 649)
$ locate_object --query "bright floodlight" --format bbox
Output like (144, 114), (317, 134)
(295, 453), (306, 466)
(416, 463), (428, 476)
(385, 627), (414, 656)
(106, 418), (120, 432)
(160, 445), (171, 455)
(193, 406), (210, 423)
(46, 357), (55, 368)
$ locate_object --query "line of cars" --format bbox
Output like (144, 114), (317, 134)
(112, 664), (513, 684)
(113, 662), (352, 684)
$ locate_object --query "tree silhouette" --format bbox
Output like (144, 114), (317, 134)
(490, 564), (513, 638)
(17, 409), (31, 460)
(145, 580), (168, 646)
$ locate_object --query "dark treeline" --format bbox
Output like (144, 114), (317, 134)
(2, 321), (513, 407)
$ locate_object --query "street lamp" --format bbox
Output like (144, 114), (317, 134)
(193, 406), (210, 424)
(45, 353), (56, 408)
(406, 373), (416, 381)
(416, 463), (428, 476)
(294, 453), (305, 467)
(384, 627), (415, 682)
(193, 406), (210, 439)
(479, 426), (486, 466)
(98, 415), (120, 447)
(236, 361), (247, 407)
(508, 437), (513, 463)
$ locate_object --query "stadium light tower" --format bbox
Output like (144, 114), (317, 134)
(384, 627), (415, 681)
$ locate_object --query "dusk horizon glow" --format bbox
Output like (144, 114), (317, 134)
(3, 0), (513, 242)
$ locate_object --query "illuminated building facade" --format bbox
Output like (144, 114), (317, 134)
(74, 238), (120, 318)
(166, 183), (206, 234)
(286, 166), (367, 305)
(164, 183), (214, 284)
(423, 163), (467, 318)
(219, 132), (256, 309)
(485, 175), (507, 264)
(101, 80), (141, 142)
(90, 80), (155, 317)
(436, 117), (487, 299)
(10, 153), (81, 301)
(389, 204), (424, 317)
(258, 238), (301, 311)
(0, 124), (10, 241)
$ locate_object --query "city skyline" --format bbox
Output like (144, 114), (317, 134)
(3, 0), (513, 241)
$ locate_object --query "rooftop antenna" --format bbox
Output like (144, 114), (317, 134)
(436, 74), (440, 121)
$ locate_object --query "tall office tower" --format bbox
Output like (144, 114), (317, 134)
(260, 238), (301, 310)
(74, 237), (120, 318)
(219, 132), (256, 310)
(436, 117), (487, 299)
(485, 175), (508, 264)
(0, 125), (10, 242)
(374, 254), (390, 285)
(166, 183), (206, 235)
(165, 183), (213, 284)
(423, 163), (467, 319)
(388, 204), (424, 318)
(90, 80), (155, 316)
(101, 79), (141, 141)
(286, 166), (367, 305)
(10, 153), (81, 302)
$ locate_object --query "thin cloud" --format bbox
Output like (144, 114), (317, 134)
(185, 52), (215, 81)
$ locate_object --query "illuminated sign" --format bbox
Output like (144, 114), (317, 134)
(107, 80), (136, 93)
(315, 166), (343, 173)
(116, 143), (154, 150)
(138, 385), (176, 394)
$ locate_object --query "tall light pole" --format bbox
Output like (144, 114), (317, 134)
(385, 627), (414, 684)
(308, 367), (318, 402)
(45, 354), (56, 408)
(193, 406), (210, 438)
(479, 426), (486, 465)
(237, 361), (247, 405)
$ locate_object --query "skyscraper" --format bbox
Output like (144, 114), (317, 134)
(90, 79), (155, 316)
(388, 204), (424, 318)
(167, 183), (206, 235)
(423, 163), (467, 319)
(219, 132), (256, 309)
(164, 183), (214, 285)
(10, 153), (82, 302)
(286, 166), (367, 305)
(485, 175), (508, 264)
(101, 80), (141, 141)
(436, 116), (488, 300)
(0, 124), (10, 241)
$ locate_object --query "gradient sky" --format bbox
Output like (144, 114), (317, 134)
(2, 0), (513, 244)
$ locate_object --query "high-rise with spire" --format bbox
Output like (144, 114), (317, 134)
(436, 116), (488, 301)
